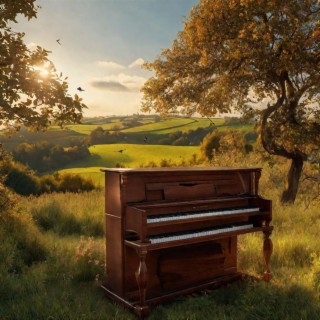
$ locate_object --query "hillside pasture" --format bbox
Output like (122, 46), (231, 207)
(60, 121), (124, 135)
(122, 117), (223, 134)
(59, 144), (200, 185)
(0, 127), (86, 151)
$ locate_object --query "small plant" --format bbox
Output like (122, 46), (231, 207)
(73, 236), (104, 282)
(311, 253), (320, 295)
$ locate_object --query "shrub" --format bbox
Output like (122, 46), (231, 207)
(0, 211), (48, 271)
(4, 162), (95, 196)
(5, 163), (41, 196)
(201, 129), (249, 161)
(73, 236), (104, 281)
(57, 174), (95, 193)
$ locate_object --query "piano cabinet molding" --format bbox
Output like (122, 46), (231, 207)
(100, 167), (273, 317)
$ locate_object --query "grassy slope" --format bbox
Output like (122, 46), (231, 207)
(0, 127), (86, 150)
(59, 144), (199, 185)
(122, 118), (224, 134)
(1, 176), (320, 319)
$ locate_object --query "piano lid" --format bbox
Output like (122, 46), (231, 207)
(100, 167), (262, 173)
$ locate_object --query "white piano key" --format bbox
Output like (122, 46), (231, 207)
(149, 224), (254, 244)
(147, 207), (260, 224)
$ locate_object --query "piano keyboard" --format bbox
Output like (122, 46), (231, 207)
(147, 207), (260, 224)
(148, 223), (254, 244)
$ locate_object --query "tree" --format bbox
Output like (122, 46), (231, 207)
(0, 0), (86, 208)
(0, 0), (85, 132)
(142, 0), (320, 204)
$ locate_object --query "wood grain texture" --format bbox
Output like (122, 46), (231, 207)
(101, 168), (272, 317)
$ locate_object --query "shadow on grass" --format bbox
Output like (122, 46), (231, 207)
(1, 272), (319, 320)
(149, 279), (320, 320)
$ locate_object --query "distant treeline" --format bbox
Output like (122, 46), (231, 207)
(87, 126), (215, 146)
(12, 141), (90, 172)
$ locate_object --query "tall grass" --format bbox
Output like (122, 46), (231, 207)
(1, 154), (320, 319)
(24, 190), (104, 236)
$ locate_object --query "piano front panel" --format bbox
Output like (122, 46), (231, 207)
(122, 170), (258, 203)
(124, 238), (237, 300)
(145, 173), (251, 202)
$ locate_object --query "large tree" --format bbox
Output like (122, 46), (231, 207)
(0, 0), (85, 132)
(142, 0), (320, 204)
(0, 0), (85, 209)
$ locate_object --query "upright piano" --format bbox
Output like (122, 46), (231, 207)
(100, 167), (273, 317)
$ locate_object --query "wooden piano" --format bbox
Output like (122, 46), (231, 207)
(100, 167), (273, 317)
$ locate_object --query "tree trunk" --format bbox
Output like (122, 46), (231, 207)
(281, 156), (304, 204)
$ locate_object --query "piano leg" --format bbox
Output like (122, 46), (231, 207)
(262, 229), (273, 282)
(135, 246), (150, 317)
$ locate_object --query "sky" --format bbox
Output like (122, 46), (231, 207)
(14, 0), (199, 117)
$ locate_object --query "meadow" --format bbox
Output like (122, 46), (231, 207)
(1, 150), (320, 319)
(59, 144), (200, 185)
(0, 116), (234, 151)
(121, 118), (223, 134)
(1, 117), (319, 319)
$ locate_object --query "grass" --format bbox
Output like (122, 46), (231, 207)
(122, 117), (224, 134)
(61, 122), (123, 135)
(58, 144), (200, 185)
(1, 138), (320, 319)
(0, 127), (86, 150)
(1, 177), (320, 319)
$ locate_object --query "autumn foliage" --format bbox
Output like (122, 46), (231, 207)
(142, 0), (320, 203)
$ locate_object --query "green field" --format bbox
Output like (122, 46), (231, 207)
(122, 117), (224, 134)
(1, 117), (254, 153)
(57, 119), (123, 135)
(59, 144), (200, 185)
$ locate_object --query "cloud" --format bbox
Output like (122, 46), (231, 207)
(90, 73), (146, 92)
(90, 81), (130, 92)
(97, 60), (125, 69)
(128, 58), (145, 68)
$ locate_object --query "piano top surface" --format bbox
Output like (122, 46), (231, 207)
(100, 167), (262, 173)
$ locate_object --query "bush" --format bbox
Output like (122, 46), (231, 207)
(4, 162), (95, 196)
(5, 163), (41, 196)
(57, 174), (95, 193)
(200, 129), (249, 161)
(0, 211), (48, 271)
(73, 236), (104, 281)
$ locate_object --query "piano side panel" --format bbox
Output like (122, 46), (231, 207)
(105, 172), (122, 217)
(105, 214), (124, 295)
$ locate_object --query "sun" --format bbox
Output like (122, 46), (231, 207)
(32, 62), (52, 78)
